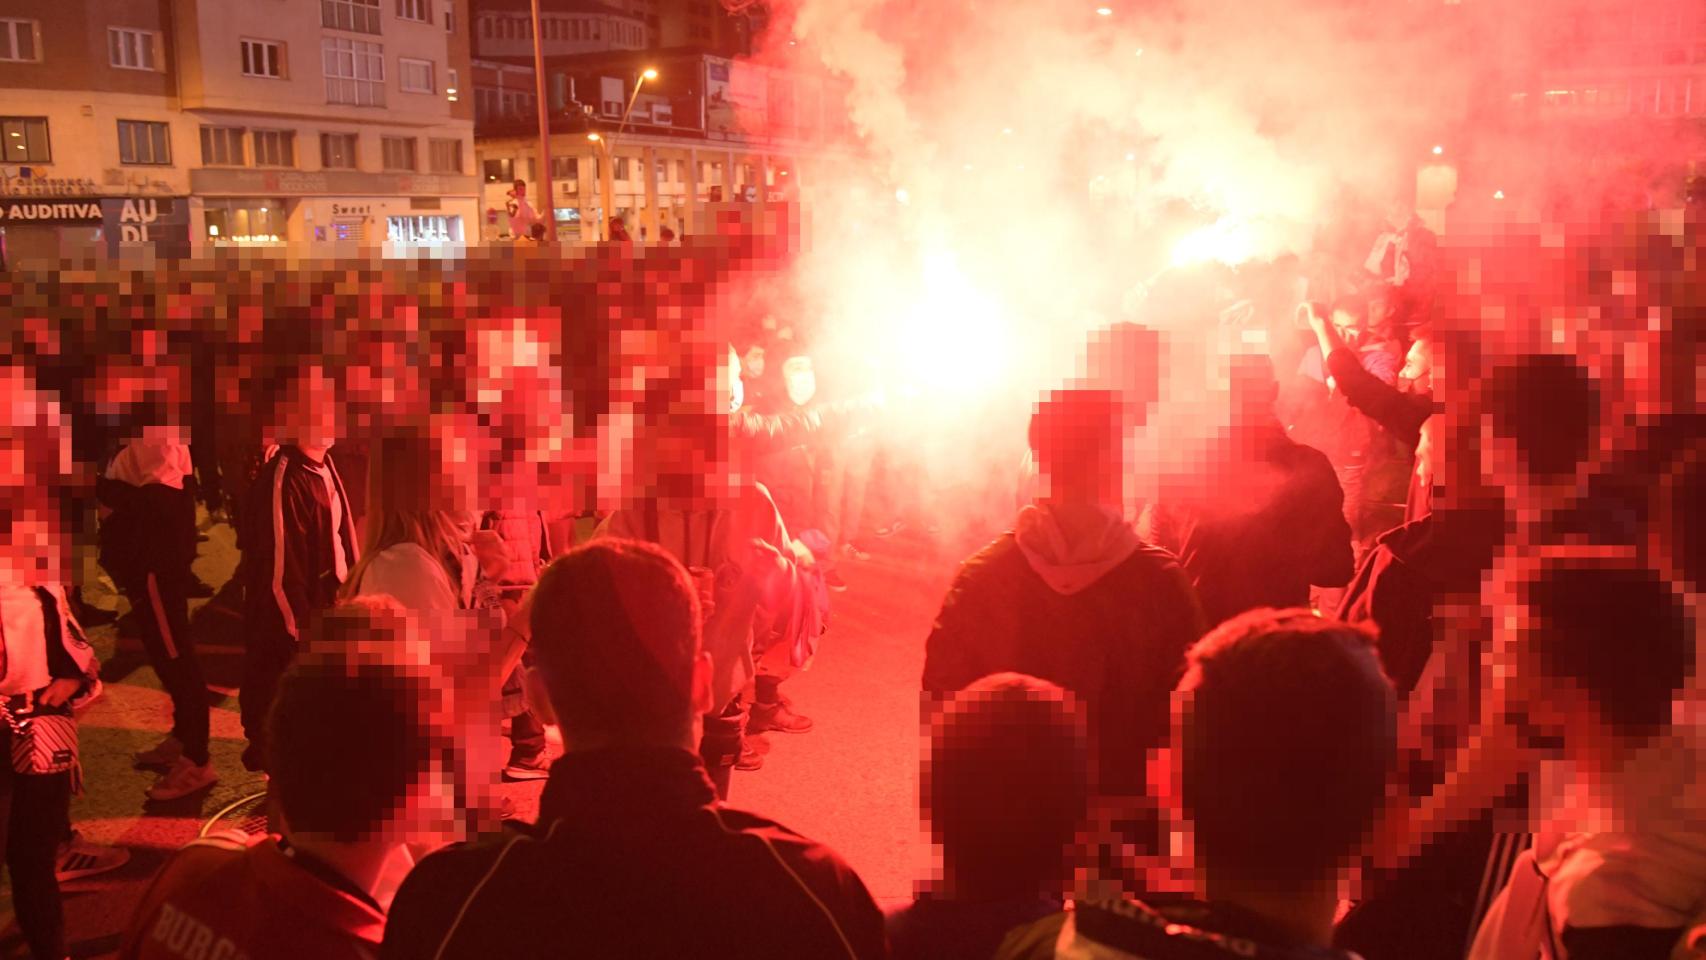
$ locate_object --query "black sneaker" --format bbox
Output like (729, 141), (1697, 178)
(749, 700), (814, 735)
(502, 750), (552, 782)
(823, 570), (848, 593)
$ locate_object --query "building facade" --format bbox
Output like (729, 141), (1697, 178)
(471, 46), (845, 244)
(0, 0), (478, 260)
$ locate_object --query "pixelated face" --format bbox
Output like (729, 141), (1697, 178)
(279, 365), (341, 449)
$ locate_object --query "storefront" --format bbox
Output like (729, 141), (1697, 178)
(0, 194), (192, 264)
(189, 168), (479, 251)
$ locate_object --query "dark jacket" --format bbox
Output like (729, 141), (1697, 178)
(1335, 505), (1506, 699)
(887, 895), (1064, 960)
(1325, 347), (1434, 453)
(380, 748), (887, 960)
(1139, 425), (1353, 626)
(97, 477), (197, 583)
(996, 898), (1361, 960)
(240, 446), (357, 644)
(923, 533), (1204, 796)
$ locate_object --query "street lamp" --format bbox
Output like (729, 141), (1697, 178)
(529, 0), (556, 244)
(593, 68), (660, 240)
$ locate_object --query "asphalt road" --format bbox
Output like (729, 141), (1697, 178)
(0, 516), (973, 959)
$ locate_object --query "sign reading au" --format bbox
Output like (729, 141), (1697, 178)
(102, 197), (190, 257)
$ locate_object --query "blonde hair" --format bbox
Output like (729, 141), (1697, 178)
(342, 430), (469, 600)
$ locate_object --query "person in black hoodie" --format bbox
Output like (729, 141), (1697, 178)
(924, 388), (1204, 801)
(99, 430), (215, 801)
(379, 539), (886, 959)
(239, 365), (358, 773)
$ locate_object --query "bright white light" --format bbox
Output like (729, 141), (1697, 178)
(905, 250), (1011, 395)
(895, 187), (910, 205)
(1493, 189), (1505, 200)
(1431, 144), (1443, 156)
(1125, 152), (1136, 161)
(1171, 217), (1262, 268)
(1001, 127), (1014, 135)
(1096, 6), (1113, 15)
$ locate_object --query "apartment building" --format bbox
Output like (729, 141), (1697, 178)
(0, 0), (477, 259)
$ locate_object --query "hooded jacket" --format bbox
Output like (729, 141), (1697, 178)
(924, 505), (1205, 796)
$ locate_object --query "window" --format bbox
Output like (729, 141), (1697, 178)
(0, 19), (39, 62)
(118, 120), (171, 165)
(397, 0), (430, 23)
(614, 156), (630, 181)
(322, 0), (381, 34)
(444, 1), (454, 32)
(388, 215), (462, 244)
(381, 135), (416, 171)
(241, 39), (284, 78)
(323, 37), (385, 106)
(527, 157), (537, 182)
(108, 28), (158, 71)
(1, 117), (50, 162)
(399, 57), (435, 93)
(253, 129), (296, 167)
(483, 157), (513, 182)
(447, 67), (459, 102)
(428, 138), (461, 173)
(200, 126), (245, 166)
(321, 132), (359, 168)
(551, 155), (576, 179)
(205, 200), (284, 243)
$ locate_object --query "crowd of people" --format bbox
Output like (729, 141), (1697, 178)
(0, 197), (1701, 960)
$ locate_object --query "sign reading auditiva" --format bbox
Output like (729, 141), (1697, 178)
(0, 199), (103, 223)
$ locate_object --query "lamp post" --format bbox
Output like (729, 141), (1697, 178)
(529, 0), (554, 244)
(592, 67), (657, 240)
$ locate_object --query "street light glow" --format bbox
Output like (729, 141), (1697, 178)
(1096, 6), (1113, 15)
(1432, 144), (1444, 156)
(1493, 189), (1506, 200)
(642, 68), (659, 81)
(587, 133), (601, 141)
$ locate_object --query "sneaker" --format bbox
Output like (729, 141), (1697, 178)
(873, 520), (906, 539)
(55, 832), (130, 883)
(115, 609), (142, 639)
(749, 700), (814, 735)
(133, 735), (184, 770)
(502, 750), (552, 782)
(823, 570), (849, 593)
(840, 543), (871, 562)
(147, 756), (219, 801)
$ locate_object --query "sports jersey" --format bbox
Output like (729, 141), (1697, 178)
(120, 833), (385, 960)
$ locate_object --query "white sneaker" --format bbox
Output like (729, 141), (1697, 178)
(147, 756), (218, 801)
(133, 735), (184, 769)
